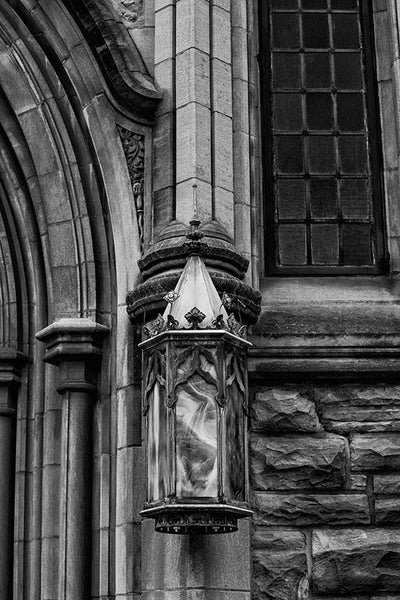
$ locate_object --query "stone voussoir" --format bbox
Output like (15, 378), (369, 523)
(251, 433), (348, 490)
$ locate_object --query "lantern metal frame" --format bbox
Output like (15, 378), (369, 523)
(140, 326), (252, 534)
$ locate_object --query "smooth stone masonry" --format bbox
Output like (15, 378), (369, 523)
(253, 493), (370, 526)
(312, 529), (400, 594)
(252, 387), (322, 433)
(351, 434), (400, 471)
(251, 434), (347, 490)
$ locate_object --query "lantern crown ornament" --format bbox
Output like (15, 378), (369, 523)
(139, 220), (252, 534)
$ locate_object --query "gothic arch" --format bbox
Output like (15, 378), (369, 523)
(0, 1), (154, 596)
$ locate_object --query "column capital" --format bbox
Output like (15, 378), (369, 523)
(0, 350), (30, 414)
(36, 319), (109, 395)
(36, 318), (109, 365)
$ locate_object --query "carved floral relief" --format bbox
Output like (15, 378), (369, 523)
(117, 126), (145, 252)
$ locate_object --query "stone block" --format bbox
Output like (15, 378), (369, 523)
(314, 384), (400, 433)
(142, 518), (251, 592)
(251, 434), (347, 490)
(176, 102), (211, 183)
(212, 59), (232, 116)
(346, 474), (367, 491)
(375, 498), (400, 523)
(176, 178), (212, 225)
(253, 493), (370, 526)
(253, 531), (308, 600)
(374, 9), (392, 81)
(351, 434), (400, 471)
(312, 529), (400, 594)
(375, 474), (400, 494)
(115, 522), (142, 594)
(212, 5), (231, 64)
(213, 187), (234, 239)
(176, 0), (209, 55)
(252, 387), (321, 433)
(176, 49), (210, 109)
(154, 59), (174, 116)
(153, 114), (175, 191)
(213, 112), (233, 191)
(252, 529), (305, 552)
(154, 6), (174, 64)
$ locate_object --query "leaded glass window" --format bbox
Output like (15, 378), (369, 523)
(260, 0), (386, 273)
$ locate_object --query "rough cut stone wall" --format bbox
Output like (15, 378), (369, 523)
(250, 384), (400, 599)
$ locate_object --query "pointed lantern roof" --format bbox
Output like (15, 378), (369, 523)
(162, 255), (228, 329)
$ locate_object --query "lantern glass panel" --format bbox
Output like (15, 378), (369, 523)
(224, 371), (245, 501)
(147, 380), (169, 502)
(176, 373), (218, 498)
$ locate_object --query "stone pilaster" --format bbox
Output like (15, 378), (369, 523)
(36, 319), (108, 600)
(132, 0), (261, 323)
(0, 350), (28, 600)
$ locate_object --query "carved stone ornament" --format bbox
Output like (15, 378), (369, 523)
(117, 126), (145, 252)
(184, 306), (206, 328)
(112, 0), (143, 22)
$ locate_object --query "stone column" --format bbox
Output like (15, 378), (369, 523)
(36, 319), (108, 600)
(0, 350), (27, 600)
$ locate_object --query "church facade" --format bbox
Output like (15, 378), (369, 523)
(1, 0), (400, 599)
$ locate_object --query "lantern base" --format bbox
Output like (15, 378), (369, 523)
(140, 503), (253, 534)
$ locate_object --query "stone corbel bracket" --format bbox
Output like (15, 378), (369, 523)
(36, 318), (109, 392)
(61, 0), (162, 120)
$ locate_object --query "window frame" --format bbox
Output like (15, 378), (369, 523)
(258, 0), (388, 276)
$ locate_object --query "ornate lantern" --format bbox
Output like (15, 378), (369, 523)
(139, 224), (252, 533)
